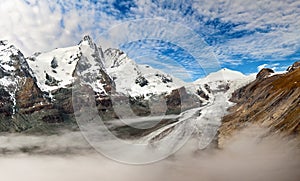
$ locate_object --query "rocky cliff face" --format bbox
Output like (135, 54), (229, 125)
(218, 63), (300, 147)
(0, 37), (117, 133)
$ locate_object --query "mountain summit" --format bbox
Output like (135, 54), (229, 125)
(0, 36), (201, 133)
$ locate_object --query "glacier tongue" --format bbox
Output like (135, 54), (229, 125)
(0, 36), (255, 152)
(137, 71), (256, 150)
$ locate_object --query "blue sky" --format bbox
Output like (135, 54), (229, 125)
(1, 0), (300, 81)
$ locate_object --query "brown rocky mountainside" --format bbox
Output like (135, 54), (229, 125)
(218, 62), (300, 147)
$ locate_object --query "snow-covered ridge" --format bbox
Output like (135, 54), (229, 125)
(103, 48), (187, 97)
(26, 36), (110, 94)
(194, 68), (246, 84)
(1, 36), (251, 101)
(186, 68), (255, 105)
(24, 36), (186, 98)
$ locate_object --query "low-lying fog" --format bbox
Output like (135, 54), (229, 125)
(0, 127), (299, 181)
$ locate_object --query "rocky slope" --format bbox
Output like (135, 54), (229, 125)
(218, 62), (300, 147)
(0, 36), (201, 134)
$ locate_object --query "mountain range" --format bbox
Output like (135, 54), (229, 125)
(0, 36), (299, 149)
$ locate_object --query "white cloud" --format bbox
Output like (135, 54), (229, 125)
(0, 0), (119, 56)
(191, 0), (300, 62)
(257, 63), (282, 72)
(257, 64), (268, 71)
(0, 0), (299, 69)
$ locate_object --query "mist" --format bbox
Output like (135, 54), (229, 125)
(0, 127), (299, 181)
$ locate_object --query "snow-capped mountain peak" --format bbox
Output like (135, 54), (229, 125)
(191, 68), (255, 103)
(103, 48), (186, 97)
(194, 68), (245, 84)
(27, 36), (112, 94)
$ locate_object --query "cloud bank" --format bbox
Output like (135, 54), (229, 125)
(0, 127), (299, 181)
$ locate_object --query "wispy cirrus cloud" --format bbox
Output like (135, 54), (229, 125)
(0, 0), (299, 80)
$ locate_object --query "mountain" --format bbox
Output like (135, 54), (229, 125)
(192, 68), (255, 103)
(4, 35), (298, 151)
(138, 69), (254, 148)
(0, 40), (64, 132)
(103, 48), (187, 98)
(218, 62), (300, 147)
(194, 68), (246, 84)
(0, 36), (201, 133)
(27, 35), (114, 94)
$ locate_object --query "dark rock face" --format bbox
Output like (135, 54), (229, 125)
(16, 78), (49, 111)
(196, 89), (209, 100)
(0, 88), (13, 116)
(219, 65), (300, 147)
(155, 73), (173, 83)
(99, 69), (115, 94)
(135, 76), (149, 87)
(287, 61), (300, 72)
(165, 87), (201, 114)
(52, 88), (74, 114)
(0, 43), (74, 133)
(129, 95), (151, 116)
(51, 57), (58, 69)
(256, 68), (274, 79)
(45, 73), (60, 86)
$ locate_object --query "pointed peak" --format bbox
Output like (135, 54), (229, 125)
(83, 35), (93, 42)
(78, 35), (95, 48)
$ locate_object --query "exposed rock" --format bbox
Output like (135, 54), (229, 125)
(0, 88), (13, 116)
(287, 61), (300, 72)
(52, 88), (74, 114)
(216, 83), (230, 92)
(45, 73), (60, 86)
(51, 57), (58, 69)
(204, 84), (212, 93)
(256, 68), (274, 79)
(135, 76), (149, 87)
(165, 87), (201, 114)
(104, 48), (126, 68)
(155, 73), (173, 83)
(0, 42), (74, 133)
(196, 89), (209, 100)
(218, 67), (300, 147)
(129, 95), (151, 116)
(16, 78), (45, 109)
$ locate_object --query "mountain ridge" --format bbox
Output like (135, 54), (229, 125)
(0, 36), (204, 133)
(218, 63), (300, 147)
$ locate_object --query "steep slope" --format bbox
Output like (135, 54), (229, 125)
(27, 35), (114, 95)
(103, 48), (187, 98)
(0, 37), (200, 133)
(218, 63), (300, 147)
(0, 40), (62, 132)
(192, 68), (255, 103)
(0, 37), (115, 133)
(134, 69), (254, 149)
